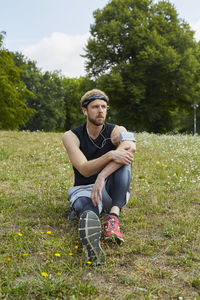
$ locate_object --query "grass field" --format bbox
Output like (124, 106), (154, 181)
(0, 130), (200, 299)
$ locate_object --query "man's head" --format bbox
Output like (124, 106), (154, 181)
(81, 89), (109, 108)
(81, 89), (109, 126)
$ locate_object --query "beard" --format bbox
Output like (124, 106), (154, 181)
(87, 114), (105, 126)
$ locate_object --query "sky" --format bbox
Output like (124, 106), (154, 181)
(1, 0), (200, 78)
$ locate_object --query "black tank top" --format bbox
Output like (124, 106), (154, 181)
(71, 122), (116, 186)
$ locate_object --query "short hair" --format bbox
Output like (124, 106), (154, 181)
(80, 89), (109, 107)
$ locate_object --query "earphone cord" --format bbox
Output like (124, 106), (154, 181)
(86, 124), (117, 149)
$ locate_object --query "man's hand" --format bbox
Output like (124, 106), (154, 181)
(111, 147), (134, 165)
(91, 175), (105, 206)
(90, 141), (136, 206)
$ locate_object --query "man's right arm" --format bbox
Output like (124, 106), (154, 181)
(62, 130), (133, 178)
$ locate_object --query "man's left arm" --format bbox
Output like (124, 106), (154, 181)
(111, 125), (136, 154)
(91, 125), (136, 206)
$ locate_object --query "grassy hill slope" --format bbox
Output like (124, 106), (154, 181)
(0, 131), (200, 299)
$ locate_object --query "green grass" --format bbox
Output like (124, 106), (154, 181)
(0, 130), (200, 299)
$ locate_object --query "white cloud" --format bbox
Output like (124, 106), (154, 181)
(20, 32), (90, 77)
(18, 21), (200, 79)
(190, 19), (200, 42)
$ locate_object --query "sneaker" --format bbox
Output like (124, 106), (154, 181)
(78, 210), (106, 265)
(104, 215), (124, 243)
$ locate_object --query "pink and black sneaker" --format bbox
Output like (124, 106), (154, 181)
(104, 215), (124, 243)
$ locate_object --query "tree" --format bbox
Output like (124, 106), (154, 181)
(25, 70), (66, 131)
(171, 41), (200, 134)
(14, 52), (65, 131)
(62, 76), (94, 130)
(0, 33), (34, 130)
(14, 52), (95, 132)
(84, 0), (200, 132)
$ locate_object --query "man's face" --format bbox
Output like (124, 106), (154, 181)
(85, 99), (108, 126)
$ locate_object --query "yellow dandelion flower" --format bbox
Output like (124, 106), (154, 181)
(23, 253), (29, 256)
(74, 245), (78, 249)
(87, 261), (92, 265)
(46, 231), (52, 234)
(57, 272), (61, 276)
(40, 231), (45, 234)
(55, 253), (61, 257)
(69, 252), (73, 256)
(41, 272), (48, 277)
(18, 233), (23, 237)
(7, 257), (11, 262)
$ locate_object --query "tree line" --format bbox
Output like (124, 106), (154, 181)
(1, 0), (200, 133)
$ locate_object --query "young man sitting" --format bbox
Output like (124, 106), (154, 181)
(62, 89), (136, 264)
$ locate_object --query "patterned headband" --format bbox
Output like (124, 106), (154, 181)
(82, 94), (108, 108)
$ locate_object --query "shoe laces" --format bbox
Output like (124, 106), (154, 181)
(106, 217), (118, 232)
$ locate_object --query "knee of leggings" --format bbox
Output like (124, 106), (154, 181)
(73, 198), (84, 214)
(114, 164), (131, 186)
(73, 197), (99, 216)
(117, 164), (131, 176)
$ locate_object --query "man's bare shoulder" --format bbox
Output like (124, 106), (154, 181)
(111, 125), (127, 146)
(112, 124), (127, 133)
(62, 130), (80, 148)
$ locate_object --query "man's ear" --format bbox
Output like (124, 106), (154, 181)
(82, 108), (87, 116)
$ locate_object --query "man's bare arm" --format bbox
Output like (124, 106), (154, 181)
(91, 126), (136, 206)
(91, 146), (135, 206)
(62, 130), (133, 177)
(111, 125), (136, 154)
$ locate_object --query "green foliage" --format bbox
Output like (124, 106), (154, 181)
(26, 70), (65, 132)
(14, 53), (66, 131)
(14, 53), (95, 132)
(62, 76), (94, 130)
(84, 0), (200, 133)
(0, 33), (35, 130)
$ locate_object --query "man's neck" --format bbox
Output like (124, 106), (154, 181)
(86, 122), (104, 139)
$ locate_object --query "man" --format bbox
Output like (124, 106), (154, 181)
(62, 89), (136, 264)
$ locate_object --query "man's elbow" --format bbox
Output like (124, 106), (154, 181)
(78, 166), (93, 178)
(80, 170), (90, 178)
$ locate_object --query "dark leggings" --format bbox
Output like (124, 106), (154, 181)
(73, 164), (131, 216)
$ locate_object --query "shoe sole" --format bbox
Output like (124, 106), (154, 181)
(79, 210), (106, 264)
